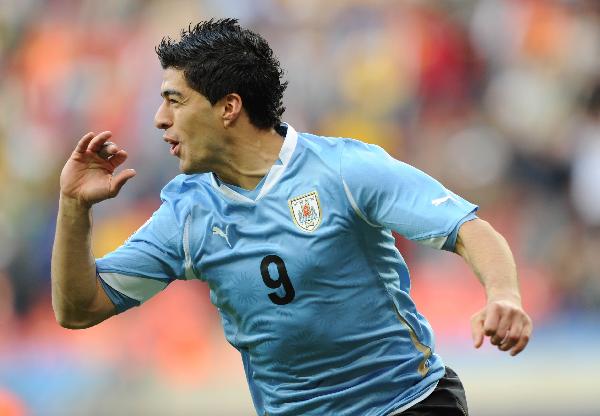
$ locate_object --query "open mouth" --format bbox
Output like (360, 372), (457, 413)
(164, 135), (181, 157)
(170, 142), (180, 156)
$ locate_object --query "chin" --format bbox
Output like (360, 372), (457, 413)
(180, 161), (207, 175)
(179, 160), (191, 174)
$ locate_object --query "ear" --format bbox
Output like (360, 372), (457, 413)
(221, 93), (243, 128)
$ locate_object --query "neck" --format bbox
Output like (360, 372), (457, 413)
(213, 126), (284, 190)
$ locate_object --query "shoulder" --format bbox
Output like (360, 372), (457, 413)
(340, 137), (393, 162)
(296, 132), (389, 168)
(158, 173), (213, 223)
(296, 132), (343, 158)
(160, 173), (213, 199)
(334, 137), (405, 181)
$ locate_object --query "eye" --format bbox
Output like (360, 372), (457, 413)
(168, 99), (180, 104)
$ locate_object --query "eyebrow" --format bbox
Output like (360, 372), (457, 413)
(160, 89), (184, 99)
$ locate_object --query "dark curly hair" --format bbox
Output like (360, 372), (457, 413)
(155, 19), (287, 130)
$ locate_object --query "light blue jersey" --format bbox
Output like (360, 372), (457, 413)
(96, 124), (477, 416)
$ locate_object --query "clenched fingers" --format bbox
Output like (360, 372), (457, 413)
(499, 320), (523, 351)
(107, 149), (129, 167)
(75, 132), (96, 153)
(87, 131), (114, 153)
(108, 168), (137, 197)
(98, 142), (118, 160)
(81, 131), (128, 166)
(489, 307), (513, 345)
(471, 312), (485, 349)
(471, 299), (533, 356)
(509, 320), (532, 356)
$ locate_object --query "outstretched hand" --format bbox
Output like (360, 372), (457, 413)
(471, 297), (532, 356)
(60, 131), (136, 207)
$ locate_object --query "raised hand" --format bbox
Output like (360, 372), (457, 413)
(60, 131), (136, 207)
(471, 297), (533, 356)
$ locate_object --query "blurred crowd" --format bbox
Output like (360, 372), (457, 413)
(1, 0), (600, 414)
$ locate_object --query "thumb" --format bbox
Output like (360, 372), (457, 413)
(471, 311), (485, 349)
(109, 169), (136, 196)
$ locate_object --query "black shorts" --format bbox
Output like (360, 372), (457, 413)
(401, 367), (469, 416)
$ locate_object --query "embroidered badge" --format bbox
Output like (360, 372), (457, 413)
(288, 191), (322, 232)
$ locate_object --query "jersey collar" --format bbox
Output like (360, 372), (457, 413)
(210, 123), (298, 203)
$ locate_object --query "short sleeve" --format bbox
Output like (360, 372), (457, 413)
(96, 188), (187, 313)
(340, 139), (478, 250)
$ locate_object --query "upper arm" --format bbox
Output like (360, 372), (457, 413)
(340, 140), (478, 250)
(95, 193), (188, 314)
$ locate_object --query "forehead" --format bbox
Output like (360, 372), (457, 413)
(160, 67), (191, 92)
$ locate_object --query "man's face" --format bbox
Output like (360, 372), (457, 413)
(154, 68), (223, 173)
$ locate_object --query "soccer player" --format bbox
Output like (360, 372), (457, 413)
(52, 19), (532, 416)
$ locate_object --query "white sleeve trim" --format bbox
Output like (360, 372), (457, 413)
(414, 235), (448, 250)
(99, 272), (168, 303)
(342, 179), (381, 228)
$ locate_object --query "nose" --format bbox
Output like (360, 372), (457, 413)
(154, 101), (173, 130)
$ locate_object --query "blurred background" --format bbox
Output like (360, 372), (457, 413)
(0, 0), (599, 414)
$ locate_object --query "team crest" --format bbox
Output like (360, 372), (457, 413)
(288, 191), (322, 232)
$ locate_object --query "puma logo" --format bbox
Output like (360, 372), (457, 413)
(212, 225), (232, 248)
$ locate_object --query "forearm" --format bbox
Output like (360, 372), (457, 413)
(455, 218), (532, 354)
(51, 196), (113, 328)
(455, 219), (521, 304)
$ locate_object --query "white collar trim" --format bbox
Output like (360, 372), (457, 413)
(210, 123), (298, 203)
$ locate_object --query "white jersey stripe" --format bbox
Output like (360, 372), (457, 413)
(342, 179), (381, 228)
(183, 214), (199, 280)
